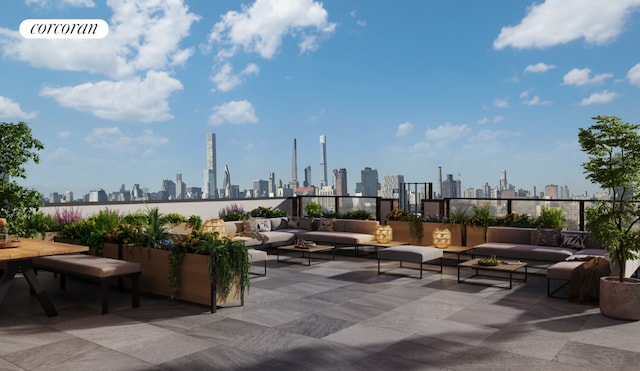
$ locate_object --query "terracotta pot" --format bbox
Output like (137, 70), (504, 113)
(599, 276), (640, 321)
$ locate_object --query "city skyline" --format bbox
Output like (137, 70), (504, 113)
(2, 1), (639, 198)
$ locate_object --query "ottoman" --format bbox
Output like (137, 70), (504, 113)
(377, 245), (443, 279)
(547, 260), (586, 297)
(248, 248), (267, 276)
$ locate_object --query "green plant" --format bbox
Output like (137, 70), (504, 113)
(502, 212), (536, 228)
(0, 122), (44, 235)
(61, 219), (97, 241)
(536, 207), (566, 229)
(449, 207), (469, 244)
(21, 211), (59, 238)
(162, 212), (186, 224)
(187, 215), (203, 231)
(223, 211), (249, 221)
(579, 115), (640, 282)
(144, 207), (171, 248)
(192, 234), (250, 300)
(341, 210), (372, 220)
(386, 208), (409, 221)
(468, 204), (495, 240)
(407, 214), (424, 242)
(305, 201), (322, 217)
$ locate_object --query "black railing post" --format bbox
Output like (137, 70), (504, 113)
(579, 200), (585, 231)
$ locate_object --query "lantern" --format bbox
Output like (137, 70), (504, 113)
(203, 219), (226, 236)
(375, 225), (393, 243)
(432, 227), (451, 249)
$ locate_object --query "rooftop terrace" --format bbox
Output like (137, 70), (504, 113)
(2, 253), (640, 370)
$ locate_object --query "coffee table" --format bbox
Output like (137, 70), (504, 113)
(439, 245), (473, 263)
(458, 258), (527, 289)
(277, 244), (335, 266)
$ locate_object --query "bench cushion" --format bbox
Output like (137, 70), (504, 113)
(34, 254), (140, 278)
(248, 248), (267, 263)
(378, 245), (443, 263)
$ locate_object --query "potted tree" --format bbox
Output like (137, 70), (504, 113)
(578, 115), (640, 320)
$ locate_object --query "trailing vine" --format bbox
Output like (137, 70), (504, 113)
(168, 246), (185, 299)
(196, 236), (250, 299)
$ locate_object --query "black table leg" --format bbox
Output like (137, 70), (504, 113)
(0, 260), (58, 316)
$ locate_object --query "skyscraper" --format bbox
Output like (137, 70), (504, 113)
(499, 170), (508, 191)
(290, 138), (299, 189)
(203, 133), (218, 198)
(334, 168), (348, 196)
(176, 173), (184, 200)
(319, 135), (327, 187)
(355, 167), (380, 197)
(303, 166), (312, 187)
(222, 165), (231, 198)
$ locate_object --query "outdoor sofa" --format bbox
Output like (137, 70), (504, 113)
(472, 226), (639, 278)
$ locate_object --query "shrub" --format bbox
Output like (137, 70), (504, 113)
(341, 210), (372, 220)
(162, 212), (186, 224)
(305, 201), (322, 217)
(54, 207), (83, 226)
(536, 207), (565, 229)
(219, 203), (246, 220)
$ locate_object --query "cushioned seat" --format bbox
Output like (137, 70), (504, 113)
(248, 248), (267, 276)
(34, 254), (141, 314)
(377, 245), (443, 279)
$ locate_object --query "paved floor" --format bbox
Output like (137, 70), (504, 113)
(2, 252), (640, 370)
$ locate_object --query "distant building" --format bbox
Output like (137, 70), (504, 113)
(334, 168), (348, 196)
(88, 189), (108, 202)
(380, 174), (404, 199)
(303, 166), (312, 187)
(185, 187), (202, 199)
(49, 192), (61, 203)
(203, 133), (218, 199)
(545, 184), (558, 199)
(319, 135), (328, 187)
(161, 179), (176, 200)
(441, 174), (461, 198)
(253, 179), (268, 198)
(355, 167), (380, 197)
(222, 165), (231, 198)
(176, 173), (185, 200)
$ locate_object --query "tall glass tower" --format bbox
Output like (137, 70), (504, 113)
(320, 135), (327, 187)
(203, 133), (218, 198)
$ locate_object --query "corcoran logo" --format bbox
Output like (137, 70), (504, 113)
(19, 19), (109, 39)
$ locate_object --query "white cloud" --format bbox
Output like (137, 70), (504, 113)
(40, 71), (183, 122)
(58, 131), (72, 138)
(425, 123), (472, 142)
(0, 1), (199, 79)
(523, 96), (552, 106)
(0, 96), (37, 119)
(524, 62), (556, 73)
(208, 100), (258, 126)
(562, 68), (613, 86)
(494, 98), (509, 108)
(84, 127), (168, 154)
(494, 0), (640, 49)
(26, 0), (95, 7)
(477, 116), (503, 125)
(208, 0), (336, 60)
(579, 90), (618, 105)
(211, 62), (260, 92)
(628, 63), (640, 87)
(396, 122), (413, 137)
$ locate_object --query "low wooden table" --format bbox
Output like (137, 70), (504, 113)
(277, 244), (335, 266)
(1, 239), (90, 316)
(440, 245), (473, 263)
(458, 258), (527, 289)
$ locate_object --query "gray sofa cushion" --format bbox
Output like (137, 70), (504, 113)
(473, 242), (576, 261)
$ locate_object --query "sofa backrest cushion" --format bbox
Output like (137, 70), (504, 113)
(270, 217), (289, 231)
(316, 218), (335, 231)
(225, 221), (243, 236)
(486, 226), (534, 244)
(533, 228), (562, 247)
(341, 219), (379, 234)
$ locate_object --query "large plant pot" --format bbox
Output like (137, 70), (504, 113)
(599, 276), (640, 321)
(121, 245), (242, 310)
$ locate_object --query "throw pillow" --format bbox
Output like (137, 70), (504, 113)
(242, 219), (258, 232)
(287, 217), (300, 229)
(317, 218), (335, 232)
(535, 228), (561, 247)
(256, 219), (271, 232)
(299, 217), (314, 230)
(561, 231), (586, 249)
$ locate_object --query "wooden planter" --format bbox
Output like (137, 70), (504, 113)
(113, 244), (243, 312)
(465, 225), (487, 246)
(386, 221), (464, 247)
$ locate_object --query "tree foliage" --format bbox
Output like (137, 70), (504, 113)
(0, 122), (44, 235)
(578, 115), (640, 282)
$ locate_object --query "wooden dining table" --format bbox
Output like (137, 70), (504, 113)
(0, 238), (89, 316)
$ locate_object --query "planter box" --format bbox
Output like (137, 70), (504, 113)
(465, 225), (486, 246)
(386, 221), (464, 247)
(117, 244), (243, 312)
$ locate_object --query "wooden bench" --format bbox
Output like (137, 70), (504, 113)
(33, 254), (141, 314)
(377, 245), (443, 279)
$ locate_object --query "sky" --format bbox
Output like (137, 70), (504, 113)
(1, 0), (640, 199)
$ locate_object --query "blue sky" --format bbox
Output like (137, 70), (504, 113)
(1, 0), (640, 198)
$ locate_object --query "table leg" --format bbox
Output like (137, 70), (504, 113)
(1, 260), (58, 316)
